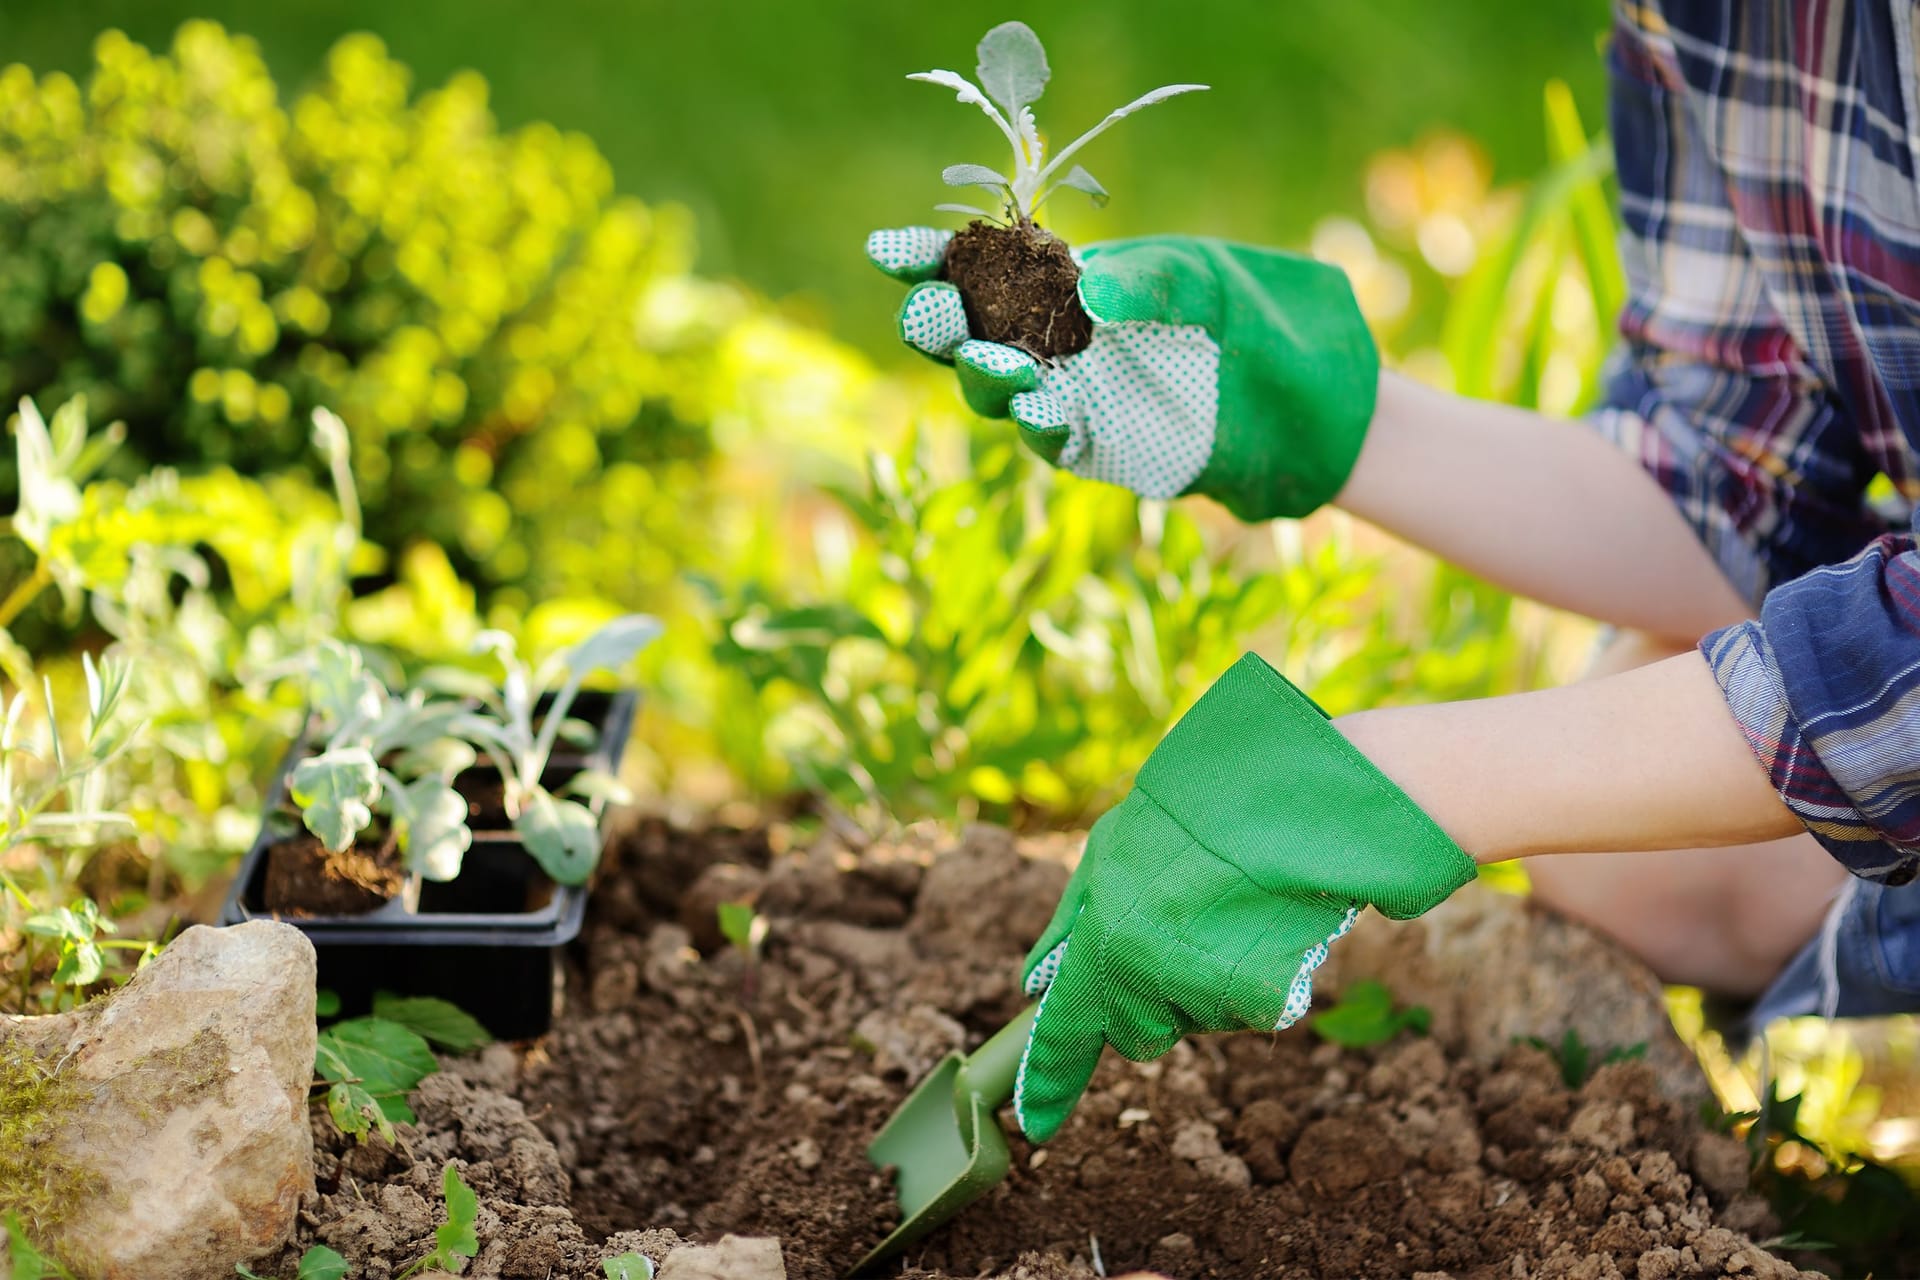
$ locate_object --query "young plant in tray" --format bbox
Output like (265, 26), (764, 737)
(273, 640), (478, 910)
(907, 21), (1204, 357)
(453, 615), (660, 885)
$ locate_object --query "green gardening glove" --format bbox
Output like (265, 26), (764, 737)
(864, 230), (1380, 521)
(1011, 652), (1477, 1142)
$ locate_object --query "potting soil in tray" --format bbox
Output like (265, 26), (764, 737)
(259, 820), (1831, 1280)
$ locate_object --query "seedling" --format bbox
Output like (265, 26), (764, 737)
(1308, 980), (1431, 1048)
(908, 21), (1204, 357)
(4, 1212), (77, 1280)
(286, 640), (475, 882)
(311, 994), (485, 1142)
(1523, 1027), (1646, 1089)
(235, 1245), (350, 1280)
(603, 1255), (655, 1280)
(395, 1163), (479, 1280)
(453, 615), (659, 885)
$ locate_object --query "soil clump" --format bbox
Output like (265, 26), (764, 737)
(262, 828), (401, 915)
(944, 222), (1094, 359)
(259, 819), (1834, 1279)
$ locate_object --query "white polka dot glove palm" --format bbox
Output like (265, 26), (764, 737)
(865, 229), (1381, 520)
(1009, 653), (1477, 1142)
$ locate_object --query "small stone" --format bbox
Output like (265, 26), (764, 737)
(658, 1233), (786, 1280)
(0, 922), (316, 1280)
(1116, 1107), (1153, 1128)
(850, 1005), (966, 1080)
(1194, 1153), (1252, 1188)
(1149, 1232), (1197, 1271)
(1689, 1130), (1752, 1201)
(1635, 1247), (1682, 1280)
(1169, 1120), (1224, 1162)
(790, 1138), (821, 1171)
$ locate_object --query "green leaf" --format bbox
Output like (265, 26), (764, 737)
(290, 748), (380, 853)
(564, 613), (662, 678)
(315, 1017), (438, 1122)
(1308, 980), (1430, 1048)
(436, 1163), (480, 1261)
(315, 988), (342, 1018)
(715, 901), (766, 955)
(372, 994), (492, 1053)
(393, 777), (472, 881)
(603, 1254), (655, 1280)
(297, 1245), (351, 1280)
(975, 20), (1050, 118)
(326, 1080), (397, 1145)
(6, 1212), (76, 1280)
(1056, 165), (1109, 208)
(516, 788), (601, 884)
(942, 163), (1012, 194)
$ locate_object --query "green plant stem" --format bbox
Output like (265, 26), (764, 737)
(0, 563), (52, 632)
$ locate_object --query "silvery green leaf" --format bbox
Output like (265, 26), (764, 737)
(395, 779), (471, 881)
(565, 614), (663, 677)
(943, 163), (1011, 192)
(1036, 83), (1209, 190)
(906, 69), (996, 112)
(290, 748), (380, 853)
(934, 203), (1002, 220)
(412, 664), (498, 703)
(516, 788), (601, 885)
(1058, 165), (1110, 207)
(562, 767), (631, 806)
(393, 737), (477, 779)
(976, 21), (1050, 118)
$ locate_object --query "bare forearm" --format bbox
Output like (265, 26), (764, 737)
(1335, 372), (1752, 640)
(1336, 652), (1799, 863)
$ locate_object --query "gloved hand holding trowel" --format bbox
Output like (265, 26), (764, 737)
(854, 11), (1920, 1273)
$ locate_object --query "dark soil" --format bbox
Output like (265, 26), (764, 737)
(944, 221), (1094, 359)
(261, 820), (1829, 1280)
(261, 827), (401, 916)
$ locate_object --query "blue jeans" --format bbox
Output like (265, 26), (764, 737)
(1749, 877), (1920, 1030)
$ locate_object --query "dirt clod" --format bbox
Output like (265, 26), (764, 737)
(943, 221), (1094, 359)
(261, 829), (400, 915)
(261, 820), (1833, 1279)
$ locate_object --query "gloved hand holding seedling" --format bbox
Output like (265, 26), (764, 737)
(869, 22), (1380, 521)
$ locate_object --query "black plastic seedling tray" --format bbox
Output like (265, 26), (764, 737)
(219, 688), (637, 1039)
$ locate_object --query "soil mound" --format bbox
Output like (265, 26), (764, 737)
(261, 820), (1826, 1280)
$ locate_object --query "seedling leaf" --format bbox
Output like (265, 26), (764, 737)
(942, 163), (1012, 193)
(565, 613), (663, 677)
(1308, 980), (1430, 1048)
(373, 993), (493, 1053)
(392, 777), (472, 881)
(326, 1080), (397, 1145)
(289, 748), (380, 853)
(603, 1254), (655, 1280)
(1057, 165), (1109, 207)
(716, 901), (767, 955)
(517, 788), (601, 884)
(436, 1163), (480, 1261)
(315, 1017), (438, 1122)
(976, 21), (1050, 119)
(315, 988), (342, 1018)
(297, 1246), (351, 1280)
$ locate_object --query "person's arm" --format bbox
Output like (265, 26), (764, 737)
(1334, 372), (1755, 643)
(1335, 649), (1798, 863)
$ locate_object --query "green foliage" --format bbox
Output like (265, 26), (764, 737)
(1308, 980), (1431, 1048)
(452, 615), (658, 883)
(715, 901), (766, 960)
(603, 1254), (655, 1280)
(0, 22), (741, 611)
(314, 1015), (439, 1130)
(1723, 1081), (1920, 1276)
(1524, 1028), (1647, 1089)
(371, 992), (492, 1053)
(396, 1164), (479, 1280)
(4, 1214), (77, 1280)
(236, 1245), (350, 1280)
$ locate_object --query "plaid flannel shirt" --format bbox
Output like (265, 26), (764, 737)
(1593, 0), (1920, 882)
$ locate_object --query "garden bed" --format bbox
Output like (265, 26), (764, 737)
(260, 820), (1822, 1280)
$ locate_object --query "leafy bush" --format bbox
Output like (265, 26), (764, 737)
(0, 23), (755, 602)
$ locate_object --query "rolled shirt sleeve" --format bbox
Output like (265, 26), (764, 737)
(1701, 521), (1920, 884)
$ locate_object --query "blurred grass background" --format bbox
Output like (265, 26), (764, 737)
(0, 0), (1610, 351)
